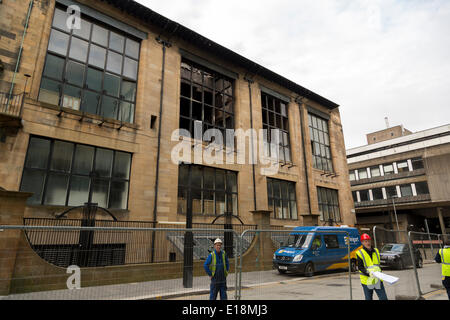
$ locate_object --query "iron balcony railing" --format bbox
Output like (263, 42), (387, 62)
(23, 218), (258, 267)
(0, 92), (25, 118)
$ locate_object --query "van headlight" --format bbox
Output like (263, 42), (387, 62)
(293, 254), (303, 262)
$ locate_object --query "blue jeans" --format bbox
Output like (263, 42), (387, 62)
(210, 278), (227, 300)
(362, 282), (388, 300)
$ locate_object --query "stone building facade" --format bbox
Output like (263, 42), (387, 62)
(0, 0), (355, 229)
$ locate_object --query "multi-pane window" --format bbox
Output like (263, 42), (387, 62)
(352, 191), (358, 202)
(411, 157), (424, 170)
(20, 136), (131, 209)
(370, 166), (381, 177)
(400, 184), (413, 197)
(383, 163), (394, 176)
(359, 189), (370, 202)
(372, 188), (384, 200)
(397, 160), (409, 173)
(308, 113), (332, 172)
(261, 93), (291, 161)
(317, 187), (340, 222)
(38, 7), (139, 123)
(415, 181), (430, 195)
(358, 168), (368, 180)
(179, 59), (234, 143)
(177, 165), (238, 216)
(267, 178), (298, 220)
(385, 186), (398, 198)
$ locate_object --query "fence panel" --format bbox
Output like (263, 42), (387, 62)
(0, 225), (243, 300)
(408, 231), (445, 296)
(236, 229), (356, 300)
(373, 226), (423, 299)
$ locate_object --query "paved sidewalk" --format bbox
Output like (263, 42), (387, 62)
(1, 262), (447, 300)
(0, 270), (298, 300)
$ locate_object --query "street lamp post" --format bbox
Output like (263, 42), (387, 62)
(391, 195), (400, 232)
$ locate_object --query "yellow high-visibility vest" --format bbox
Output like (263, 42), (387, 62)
(356, 248), (382, 285)
(209, 250), (228, 277)
(439, 248), (450, 278)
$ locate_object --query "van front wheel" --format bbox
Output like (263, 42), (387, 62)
(304, 262), (314, 277)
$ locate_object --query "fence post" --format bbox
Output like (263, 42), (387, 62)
(407, 231), (423, 298)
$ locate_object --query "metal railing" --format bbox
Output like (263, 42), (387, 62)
(237, 229), (353, 300)
(23, 218), (257, 265)
(0, 92), (24, 118)
(373, 226), (446, 299)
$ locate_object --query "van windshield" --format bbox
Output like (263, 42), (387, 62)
(286, 233), (313, 249)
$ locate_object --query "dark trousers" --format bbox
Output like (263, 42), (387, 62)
(210, 278), (227, 300)
(362, 282), (388, 300)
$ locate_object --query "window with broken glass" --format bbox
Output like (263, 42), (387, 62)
(261, 93), (291, 162)
(179, 59), (234, 144)
(38, 6), (140, 123)
(308, 113), (333, 172)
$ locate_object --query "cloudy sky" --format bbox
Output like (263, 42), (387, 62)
(136, 0), (450, 149)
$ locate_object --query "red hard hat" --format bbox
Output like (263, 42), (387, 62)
(361, 233), (371, 241)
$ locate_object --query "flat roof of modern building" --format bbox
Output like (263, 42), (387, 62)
(347, 124), (450, 163)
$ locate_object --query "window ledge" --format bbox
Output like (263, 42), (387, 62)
(26, 99), (139, 130)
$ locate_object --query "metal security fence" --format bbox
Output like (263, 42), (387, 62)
(3, 224), (444, 300)
(0, 225), (241, 300)
(23, 218), (257, 265)
(236, 229), (354, 300)
(373, 226), (446, 299)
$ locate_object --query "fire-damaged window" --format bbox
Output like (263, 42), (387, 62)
(20, 136), (131, 209)
(38, 6), (140, 123)
(179, 59), (234, 143)
(261, 93), (291, 162)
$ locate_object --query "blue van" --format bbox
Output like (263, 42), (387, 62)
(273, 226), (361, 276)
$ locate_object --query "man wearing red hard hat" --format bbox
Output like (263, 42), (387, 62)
(356, 233), (388, 300)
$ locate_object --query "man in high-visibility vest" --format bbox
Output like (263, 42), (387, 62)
(204, 238), (230, 300)
(356, 233), (388, 300)
(434, 237), (450, 300)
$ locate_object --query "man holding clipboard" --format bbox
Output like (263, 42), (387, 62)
(356, 233), (389, 300)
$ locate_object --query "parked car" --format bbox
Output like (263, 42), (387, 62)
(379, 243), (423, 270)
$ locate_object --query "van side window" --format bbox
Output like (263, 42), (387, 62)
(323, 235), (339, 249)
(311, 236), (321, 250)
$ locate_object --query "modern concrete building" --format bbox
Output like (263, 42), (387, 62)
(347, 123), (450, 235)
(0, 0), (355, 229)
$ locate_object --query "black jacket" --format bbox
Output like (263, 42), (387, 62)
(357, 246), (378, 277)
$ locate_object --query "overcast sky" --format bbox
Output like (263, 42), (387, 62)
(136, 0), (450, 149)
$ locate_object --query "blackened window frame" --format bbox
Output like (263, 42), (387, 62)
(38, 5), (140, 124)
(177, 164), (238, 217)
(179, 59), (235, 144)
(261, 92), (291, 162)
(19, 136), (132, 209)
(317, 187), (341, 223)
(267, 178), (298, 220)
(308, 113), (333, 172)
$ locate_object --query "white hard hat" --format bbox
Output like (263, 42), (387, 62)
(214, 238), (223, 244)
